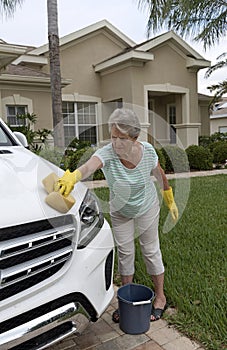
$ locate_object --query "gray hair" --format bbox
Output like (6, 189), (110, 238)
(108, 108), (141, 138)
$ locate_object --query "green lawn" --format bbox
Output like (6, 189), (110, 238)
(94, 174), (227, 350)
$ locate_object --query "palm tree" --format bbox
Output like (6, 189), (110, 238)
(47, 0), (64, 148)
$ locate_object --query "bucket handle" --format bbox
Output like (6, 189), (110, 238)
(132, 300), (151, 306)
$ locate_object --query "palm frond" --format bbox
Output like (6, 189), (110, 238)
(205, 56), (227, 78)
(137, 0), (227, 48)
(207, 79), (227, 104)
(0, 0), (24, 17)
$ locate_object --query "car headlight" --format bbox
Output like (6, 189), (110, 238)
(78, 190), (104, 248)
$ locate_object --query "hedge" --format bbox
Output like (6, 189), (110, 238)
(186, 145), (213, 170)
(212, 142), (227, 164)
(160, 145), (189, 173)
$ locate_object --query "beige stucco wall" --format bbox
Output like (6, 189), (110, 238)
(210, 118), (227, 134)
(100, 67), (133, 103)
(41, 33), (201, 128)
(139, 45), (191, 85)
(42, 31), (127, 98)
(97, 43), (200, 125)
(199, 104), (210, 136)
(1, 87), (52, 130)
(141, 45), (199, 124)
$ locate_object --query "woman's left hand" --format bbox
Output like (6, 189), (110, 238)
(162, 187), (179, 222)
(169, 200), (178, 222)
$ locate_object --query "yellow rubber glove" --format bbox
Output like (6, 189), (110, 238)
(55, 169), (82, 197)
(161, 187), (178, 222)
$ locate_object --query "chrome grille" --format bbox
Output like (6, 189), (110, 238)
(0, 215), (77, 301)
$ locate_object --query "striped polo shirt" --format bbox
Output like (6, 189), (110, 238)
(93, 142), (158, 218)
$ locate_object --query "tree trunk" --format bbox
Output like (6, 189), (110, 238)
(47, 0), (64, 149)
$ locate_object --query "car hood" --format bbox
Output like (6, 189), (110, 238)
(0, 146), (86, 228)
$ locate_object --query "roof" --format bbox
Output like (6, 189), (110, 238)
(7, 20), (209, 73)
(136, 31), (205, 59)
(94, 29), (210, 73)
(29, 20), (136, 56)
(94, 50), (154, 72)
(198, 93), (212, 101)
(0, 42), (28, 68)
(210, 98), (227, 119)
(0, 63), (71, 87)
(3, 64), (50, 78)
(12, 54), (48, 66)
(135, 31), (210, 70)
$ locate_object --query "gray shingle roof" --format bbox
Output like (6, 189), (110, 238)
(2, 64), (50, 78)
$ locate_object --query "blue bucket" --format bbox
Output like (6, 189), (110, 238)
(117, 283), (154, 334)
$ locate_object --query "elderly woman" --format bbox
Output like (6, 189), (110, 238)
(56, 108), (178, 322)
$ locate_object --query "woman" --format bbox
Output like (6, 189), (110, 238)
(56, 108), (178, 322)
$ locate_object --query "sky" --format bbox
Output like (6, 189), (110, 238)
(1, 0), (226, 95)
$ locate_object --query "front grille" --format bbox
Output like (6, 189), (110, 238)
(0, 215), (77, 301)
(0, 293), (97, 334)
(11, 322), (74, 350)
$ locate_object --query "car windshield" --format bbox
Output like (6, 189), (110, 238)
(0, 123), (17, 146)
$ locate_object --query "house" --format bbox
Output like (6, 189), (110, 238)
(210, 97), (227, 134)
(0, 20), (211, 149)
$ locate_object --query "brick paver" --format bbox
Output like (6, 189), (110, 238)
(132, 340), (164, 350)
(49, 285), (205, 350)
(162, 336), (202, 350)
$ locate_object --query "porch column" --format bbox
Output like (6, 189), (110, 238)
(175, 123), (201, 149)
(139, 122), (150, 141)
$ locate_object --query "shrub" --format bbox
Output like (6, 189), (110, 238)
(160, 145), (189, 173)
(186, 145), (213, 170)
(209, 140), (226, 153)
(39, 147), (65, 168)
(199, 132), (227, 150)
(67, 137), (91, 150)
(155, 148), (166, 171)
(210, 132), (227, 143)
(212, 142), (227, 164)
(67, 146), (105, 180)
(199, 135), (212, 148)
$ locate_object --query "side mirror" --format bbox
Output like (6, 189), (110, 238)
(13, 131), (28, 148)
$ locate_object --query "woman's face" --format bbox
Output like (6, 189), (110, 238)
(111, 125), (135, 158)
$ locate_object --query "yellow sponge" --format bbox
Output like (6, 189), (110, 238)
(42, 172), (59, 193)
(42, 172), (75, 213)
(45, 191), (75, 213)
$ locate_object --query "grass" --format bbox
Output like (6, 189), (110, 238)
(93, 174), (227, 350)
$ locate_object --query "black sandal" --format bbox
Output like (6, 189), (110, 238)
(112, 308), (120, 323)
(151, 303), (168, 322)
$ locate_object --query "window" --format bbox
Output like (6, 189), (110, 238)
(0, 123), (15, 146)
(62, 102), (75, 147)
(7, 106), (27, 127)
(219, 126), (227, 133)
(168, 105), (176, 144)
(63, 102), (97, 146)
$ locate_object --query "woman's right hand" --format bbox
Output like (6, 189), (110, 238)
(55, 169), (82, 196)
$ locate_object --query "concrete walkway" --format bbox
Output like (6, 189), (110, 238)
(51, 285), (205, 350)
(50, 169), (226, 350)
(84, 169), (227, 189)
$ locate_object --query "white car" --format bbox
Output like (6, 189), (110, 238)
(0, 118), (114, 349)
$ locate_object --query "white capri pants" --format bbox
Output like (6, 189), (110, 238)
(110, 198), (164, 276)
